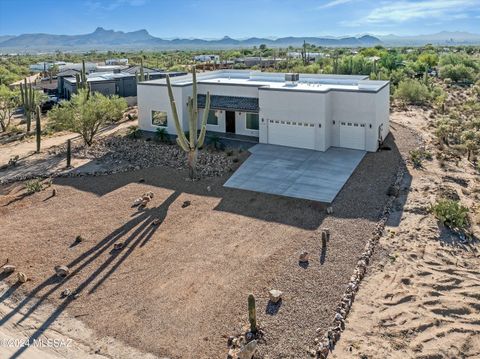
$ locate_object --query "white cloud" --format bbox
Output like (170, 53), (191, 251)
(317, 0), (353, 9)
(345, 0), (479, 26)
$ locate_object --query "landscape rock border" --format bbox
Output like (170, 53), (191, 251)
(315, 162), (407, 358)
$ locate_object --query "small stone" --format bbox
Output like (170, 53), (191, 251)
(132, 197), (142, 207)
(73, 293), (80, 299)
(238, 340), (257, 359)
(269, 289), (283, 303)
(207, 185), (212, 192)
(74, 235), (84, 244)
(138, 178), (145, 183)
(299, 251), (309, 263)
(182, 200), (191, 208)
(61, 289), (71, 298)
(140, 199), (149, 207)
(113, 242), (124, 250)
(52, 188), (57, 196)
(227, 336), (235, 346)
(2, 264), (16, 274)
(326, 206), (333, 214)
(55, 265), (70, 277)
(17, 272), (28, 283)
(334, 313), (343, 321)
(152, 218), (161, 226)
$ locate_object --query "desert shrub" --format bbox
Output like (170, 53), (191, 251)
(409, 149), (432, 168)
(440, 64), (475, 83)
(394, 79), (431, 105)
(127, 125), (142, 139)
(430, 199), (469, 231)
(25, 179), (43, 194)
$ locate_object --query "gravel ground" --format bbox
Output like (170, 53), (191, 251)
(0, 127), (412, 359)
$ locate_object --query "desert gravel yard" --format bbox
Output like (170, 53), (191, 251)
(0, 127), (415, 359)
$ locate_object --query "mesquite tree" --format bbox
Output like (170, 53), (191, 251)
(166, 67), (211, 179)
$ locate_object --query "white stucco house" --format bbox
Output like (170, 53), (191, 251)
(137, 70), (389, 152)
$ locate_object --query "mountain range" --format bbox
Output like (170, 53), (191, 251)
(0, 28), (479, 53)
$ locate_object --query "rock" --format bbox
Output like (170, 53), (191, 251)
(52, 188), (57, 196)
(2, 264), (16, 274)
(334, 313), (343, 321)
(299, 251), (309, 263)
(140, 199), (149, 207)
(269, 289), (283, 303)
(17, 272), (28, 283)
(132, 197), (143, 207)
(74, 235), (84, 244)
(61, 289), (71, 298)
(138, 178), (145, 183)
(238, 340), (257, 359)
(326, 206), (333, 214)
(113, 242), (124, 250)
(55, 265), (70, 277)
(182, 200), (191, 208)
(152, 218), (161, 226)
(207, 185), (212, 192)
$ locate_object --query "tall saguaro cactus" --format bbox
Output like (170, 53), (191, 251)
(20, 78), (36, 133)
(136, 58), (150, 83)
(75, 60), (88, 91)
(166, 67), (210, 179)
(35, 105), (41, 153)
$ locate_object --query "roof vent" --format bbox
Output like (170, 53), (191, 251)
(285, 73), (299, 86)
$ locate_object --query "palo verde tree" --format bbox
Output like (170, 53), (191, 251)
(49, 89), (127, 146)
(0, 85), (19, 132)
(166, 67), (211, 179)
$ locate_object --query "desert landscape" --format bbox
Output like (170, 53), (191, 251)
(1, 2), (480, 357)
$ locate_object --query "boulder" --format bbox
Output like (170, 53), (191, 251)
(2, 264), (16, 274)
(55, 265), (70, 277)
(269, 289), (283, 303)
(238, 340), (257, 359)
(17, 272), (28, 283)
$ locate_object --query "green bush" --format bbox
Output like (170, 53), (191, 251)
(394, 79), (431, 105)
(440, 64), (475, 83)
(127, 125), (142, 139)
(409, 149), (432, 168)
(155, 127), (169, 142)
(430, 199), (469, 231)
(25, 179), (43, 194)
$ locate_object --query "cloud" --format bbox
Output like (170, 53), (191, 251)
(317, 0), (353, 9)
(345, 0), (479, 26)
(86, 0), (148, 11)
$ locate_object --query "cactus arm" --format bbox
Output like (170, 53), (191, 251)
(192, 68), (198, 143)
(166, 75), (190, 150)
(197, 92), (210, 148)
(140, 58), (144, 81)
(20, 83), (25, 105)
(35, 105), (41, 153)
(188, 96), (195, 148)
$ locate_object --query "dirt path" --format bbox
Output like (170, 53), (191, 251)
(0, 119), (136, 166)
(332, 110), (480, 359)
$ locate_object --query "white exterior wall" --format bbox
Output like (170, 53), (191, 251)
(137, 84), (191, 134)
(375, 85), (390, 143)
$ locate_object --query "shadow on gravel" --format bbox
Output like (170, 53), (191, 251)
(0, 191), (179, 359)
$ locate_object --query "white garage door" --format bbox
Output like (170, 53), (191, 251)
(339, 122), (366, 150)
(267, 120), (316, 150)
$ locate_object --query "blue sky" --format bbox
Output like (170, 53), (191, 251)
(1, 0), (479, 37)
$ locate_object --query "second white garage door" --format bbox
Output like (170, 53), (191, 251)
(339, 122), (366, 150)
(267, 120), (316, 150)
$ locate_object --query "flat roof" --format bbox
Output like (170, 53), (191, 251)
(140, 70), (388, 93)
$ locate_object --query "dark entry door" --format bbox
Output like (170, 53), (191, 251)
(226, 111), (236, 133)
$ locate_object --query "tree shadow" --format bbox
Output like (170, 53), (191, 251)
(1, 191), (180, 359)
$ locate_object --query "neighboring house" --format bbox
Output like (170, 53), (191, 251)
(287, 52), (326, 61)
(234, 57), (282, 68)
(137, 70), (390, 152)
(194, 54), (220, 62)
(105, 58), (129, 65)
(61, 70), (186, 104)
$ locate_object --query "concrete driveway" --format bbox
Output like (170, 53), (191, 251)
(224, 144), (366, 203)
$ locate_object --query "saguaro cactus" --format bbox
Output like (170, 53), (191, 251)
(166, 67), (211, 179)
(19, 78), (36, 133)
(248, 294), (257, 333)
(35, 105), (41, 153)
(75, 60), (88, 91)
(136, 58), (149, 83)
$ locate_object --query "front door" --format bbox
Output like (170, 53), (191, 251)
(226, 111), (236, 133)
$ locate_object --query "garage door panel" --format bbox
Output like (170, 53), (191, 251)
(268, 121), (315, 150)
(339, 122), (366, 150)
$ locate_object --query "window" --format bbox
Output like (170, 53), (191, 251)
(207, 110), (218, 125)
(152, 110), (167, 127)
(246, 113), (259, 130)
